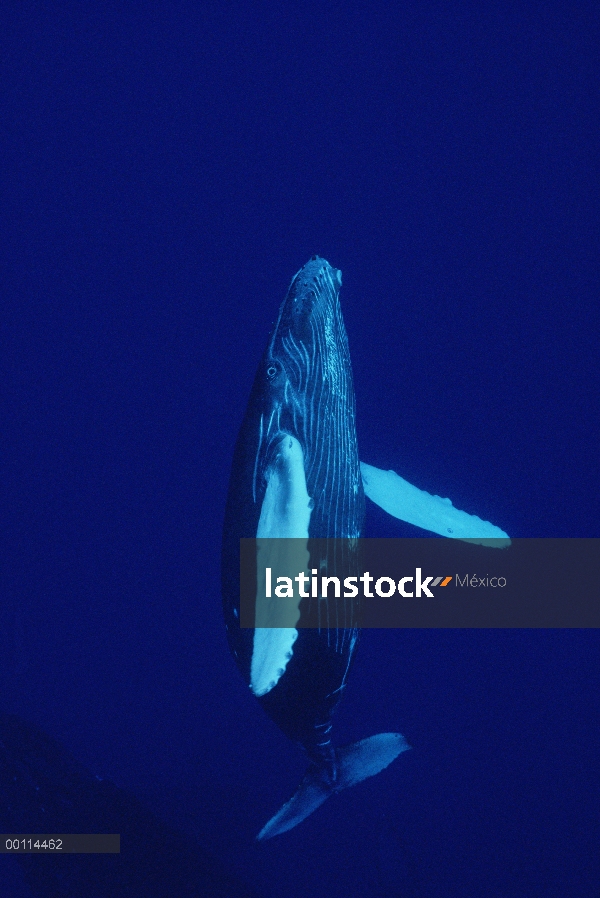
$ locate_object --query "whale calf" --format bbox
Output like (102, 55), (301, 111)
(221, 256), (509, 840)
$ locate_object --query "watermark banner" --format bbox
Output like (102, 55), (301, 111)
(240, 538), (599, 628)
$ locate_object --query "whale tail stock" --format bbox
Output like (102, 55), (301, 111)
(256, 732), (410, 841)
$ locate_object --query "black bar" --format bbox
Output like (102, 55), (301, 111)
(240, 538), (600, 628)
(0, 835), (120, 853)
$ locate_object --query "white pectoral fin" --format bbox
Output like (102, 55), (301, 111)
(251, 627), (299, 698)
(361, 462), (510, 547)
(251, 435), (313, 697)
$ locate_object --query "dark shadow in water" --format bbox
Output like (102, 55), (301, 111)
(0, 714), (262, 898)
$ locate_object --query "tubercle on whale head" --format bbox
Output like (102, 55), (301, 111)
(307, 254), (341, 280)
(251, 256), (351, 504)
(300, 257), (341, 303)
(270, 258), (347, 369)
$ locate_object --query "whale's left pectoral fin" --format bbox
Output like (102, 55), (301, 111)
(361, 462), (510, 547)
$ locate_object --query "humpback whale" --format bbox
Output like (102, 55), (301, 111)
(221, 256), (509, 840)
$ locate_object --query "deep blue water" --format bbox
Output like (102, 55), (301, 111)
(1, 3), (599, 896)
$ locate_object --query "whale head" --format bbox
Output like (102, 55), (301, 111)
(250, 256), (362, 536)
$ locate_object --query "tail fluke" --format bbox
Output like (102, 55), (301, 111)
(336, 732), (410, 788)
(256, 769), (331, 841)
(257, 732), (410, 841)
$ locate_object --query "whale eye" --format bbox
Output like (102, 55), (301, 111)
(266, 364), (278, 379)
